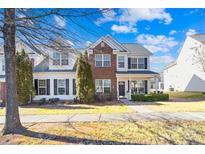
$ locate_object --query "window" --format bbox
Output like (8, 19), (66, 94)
(61, 53), (69, 65)
(138, 58), (145, 69)
(118, 56), (125, 68)
(95, 54), (103, 67)
(38, 80), (47, 95)
(131, 58), (138, 69)
(95, 54), (111, 67)
(53, 52), (60, 65)
(57, 79), (66, 95)
(131, 80), (145, 94)
(53, 52), (69, 66)
(95, 79), (111, 93)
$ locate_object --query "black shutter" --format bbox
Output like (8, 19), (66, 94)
(144, 58), (147, 69)
(144, 80), (148, 94)
(73, 79), (76, 95)
(34, 79), (38, 95)
(54, 79), (57, 95)
(128, 58), (131, 69)
(66, 79), (69, 95)
(46, 79), (50, 95)
(128, 80), (130, 92)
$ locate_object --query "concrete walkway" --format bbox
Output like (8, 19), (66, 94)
(120, 99), (154, 113)
(1, 112), (205, 123)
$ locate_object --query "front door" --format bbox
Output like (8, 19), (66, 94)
(118, 81), (125, 97)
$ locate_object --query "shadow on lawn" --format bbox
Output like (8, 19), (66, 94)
(20, 105), (95, 110)
(18, 129), (139, 145)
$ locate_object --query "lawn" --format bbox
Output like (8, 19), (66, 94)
(0, 121), (205, 144)
(0, 103), (132, 115)
(146, 101), (205, 112)
(168, 92), (205, 99)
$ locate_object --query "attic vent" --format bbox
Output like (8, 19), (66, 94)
(101, 42), (105, 47)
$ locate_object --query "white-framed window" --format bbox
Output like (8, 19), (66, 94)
(57, 79), (66, 95)
(118, 56), (125, 68)
(53, 52), (60, 65)
(130, 58), (138, 69)
(95, 54), (111, 67)
(138, 58), (145, 69)
(38, 80), (47, 95)
(53, 52), (69, 66)
(131, 80), (145, 94)
(61, 52), (69, 65)
(95, 79), (111, 93)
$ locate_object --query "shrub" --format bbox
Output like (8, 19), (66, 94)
(38, 98), (47, 105)
(48, 98), (60, 104)
(131, 93), (169, 102)
(94, 93), (113, 102)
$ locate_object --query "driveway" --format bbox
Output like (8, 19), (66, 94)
(1, 112), (205, 123)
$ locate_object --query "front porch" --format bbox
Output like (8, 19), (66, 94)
(116, 72), (158, 100)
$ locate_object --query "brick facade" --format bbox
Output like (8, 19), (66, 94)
(89, 41), (117, 99)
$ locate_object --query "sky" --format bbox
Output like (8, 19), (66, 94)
(53, 8), (205, 72)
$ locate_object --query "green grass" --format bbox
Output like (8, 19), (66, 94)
(146, 101), (205, 112)
(1, 121), (205, 144)
(0, 104), (132, 115)
(167, 92), (205, 99)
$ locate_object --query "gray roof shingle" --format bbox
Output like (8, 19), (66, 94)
(122, 43), (152, 56)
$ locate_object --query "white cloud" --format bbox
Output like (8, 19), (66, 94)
(186, 29), (197, 36)
(54, 15), (66, 28)
(96, 9), (173, 34)
(169, 30), (177, 35)
(136, 34), (178, 53)
(119, 8), (172, 25)
(150, 55), (175, 64)
(85, 41), (92, 47)
(111, 25), (137, 33)
(95, 9), (116, 26)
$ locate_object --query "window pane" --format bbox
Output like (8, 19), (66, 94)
(118, 56), (125, 68)
(61, 53), (69, 65)
(138, 58), (145, 69)
(53, 52), (60, 65)
(39, 88), (46, 95)
(58, 79), (65, 87)
(95, 54), (102, 67)
(104, 87), (111, 93)
(96, 61), (102, 67)
(131, 58), (138, 69)
(58, 87), (65, 95)
(39, 80), (46, 87)
(104, 80), (111, 87)
(103, 55), (111, 67)
(96, 54), (102, 61)
(95, 80), (103, 87)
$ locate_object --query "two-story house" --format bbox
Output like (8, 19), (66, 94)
(0, 35), (158, 102)
(88, 35), (158, 100)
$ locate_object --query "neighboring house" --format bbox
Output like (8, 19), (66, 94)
(149, 72), (164, 93)
(0, 40), (45, 102)
(87, 35), (158, 99)
(0, 35), (158, 101)
(163, 34), (205, 92)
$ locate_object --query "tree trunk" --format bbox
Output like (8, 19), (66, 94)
(1, 8), (23, 135)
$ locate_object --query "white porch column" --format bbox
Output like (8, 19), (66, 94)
(129, 77), (131, 100)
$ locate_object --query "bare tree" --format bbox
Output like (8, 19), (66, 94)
(0, 8), (109, 135)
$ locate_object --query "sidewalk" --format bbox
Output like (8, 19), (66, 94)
(1, 112), (205, 123)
